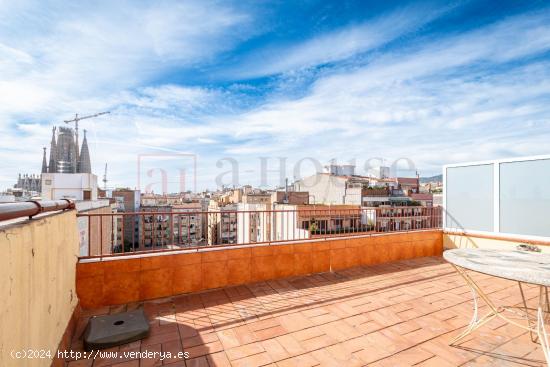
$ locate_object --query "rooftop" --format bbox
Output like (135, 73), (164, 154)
(1, 197), (548, 367)
(68, 257), (545, 366)
(410, 193), (434, 201)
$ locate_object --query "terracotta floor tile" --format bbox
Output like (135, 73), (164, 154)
(141, 331), (180, 346)
(261, 338), (291, 362)
(300, 334), (336, 353)
(139, 343), (162, 367)
(231, 351), (273, 367)
(254, 325), (288, 341)
(248, 317), (281, 332)
(355, 320), (385, 335)
(184, 356), (209, 367)
(275, 334), (306, 357)
(418, 340), (477, 366)
(353, 343), (395, 364)
(69, 257), (546, 367)
(276, 353), (320, 367)
(225, 342), (265, 361)
(311, 347), (363, 367)
(233, 324), (258, 344)
(66, 359), (93, 367)
(162, 361), (186, 367)
(205, 351), (232, 367)
(376, 346), (434, 366)
(343, 313), (371, 327)
(178, 323), (199, 339)
(161, 339), (184, 364)
(216, 328), (241, 349)
(111, 361), (140, 367)
(319, 321), (361, 342)
(291, 327), (324, 342)
(415, 355), (458, 367)
(185, 340), (224, 359)
(182, 331), (219, 349)
(93, 347), (139, 367)
(276, 313), (314, 333)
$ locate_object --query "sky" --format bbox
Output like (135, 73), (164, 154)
(1, 0), (550, 193)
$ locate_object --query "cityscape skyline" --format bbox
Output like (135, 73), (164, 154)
(1, 0), (550, 191)
(2, 2), (550, 366)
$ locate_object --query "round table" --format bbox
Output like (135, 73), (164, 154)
(444, 248), (550, 366)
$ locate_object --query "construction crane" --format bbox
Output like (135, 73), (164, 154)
(64, 111), (110, 163)
(103, 163), (108, 190)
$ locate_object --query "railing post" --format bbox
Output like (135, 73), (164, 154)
(87, 215), (91, 257)
(99, 215), (103, 259)
(121, 214), (125, 254)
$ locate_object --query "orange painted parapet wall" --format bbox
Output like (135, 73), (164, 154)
(76, 230), (442, 309)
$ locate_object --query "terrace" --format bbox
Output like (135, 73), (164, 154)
(68, 257), (547, 367)
(1, 154), (549, 367)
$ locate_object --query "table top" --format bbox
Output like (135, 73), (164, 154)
(443, 248), (550, 287)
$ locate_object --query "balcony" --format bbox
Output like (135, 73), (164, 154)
(0, 200), (548, 367)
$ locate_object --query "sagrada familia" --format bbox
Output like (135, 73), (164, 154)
(14, 125), (92, 193)
(42, 126), (92, 174)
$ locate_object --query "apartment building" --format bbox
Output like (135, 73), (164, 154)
(141, 193), (192, 206)
(112, 189), (141, 250)
(219, 204), (238, 244)
(294, 173), (368, 205)
(75, 199), (116, 257)
(271, 190), (310, 205)
(410, 192), (434, 207)
(361, 186), (410, 207)
(270, 203), (365, 240)
(141, 205), (172, 248)
(172, 202), (205, 246)
(206, 199), (221, 245)
(236, 203), (269, 243)
(242, 191), (272, 205)
(295, 168), (427, 208)
(397, 176), (420, 195)
(375, 205), (438, 232)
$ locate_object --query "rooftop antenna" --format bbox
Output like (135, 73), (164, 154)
(64, 111), (110, 162)
(103, 163), (108, 190)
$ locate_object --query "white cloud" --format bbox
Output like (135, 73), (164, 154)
(0, 0), (255, 189)
(210, 10), (550, 181)
(227, 3), (459, 79)
(1, 4), (550, 191)
(0, 0), (253, 118)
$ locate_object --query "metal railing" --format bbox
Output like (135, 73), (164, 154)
(0, 199), (75, 221)
(76, 206), (442, 259)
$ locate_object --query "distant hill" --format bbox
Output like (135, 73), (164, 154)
(420, 174), (442, 183)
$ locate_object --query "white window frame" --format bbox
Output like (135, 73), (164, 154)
(443, 154), (550, 242)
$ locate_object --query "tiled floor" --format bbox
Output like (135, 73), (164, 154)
(68, 256), (547, 366)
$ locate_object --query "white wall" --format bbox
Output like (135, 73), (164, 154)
(41, 173), (98, 201)
(272, 204), (309, 241)
(236, 203), (268, 243)
(344, 186), (362, 205)
(294, 174), (347, 205)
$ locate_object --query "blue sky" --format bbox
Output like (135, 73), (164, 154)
(1, 0), (550, 192)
